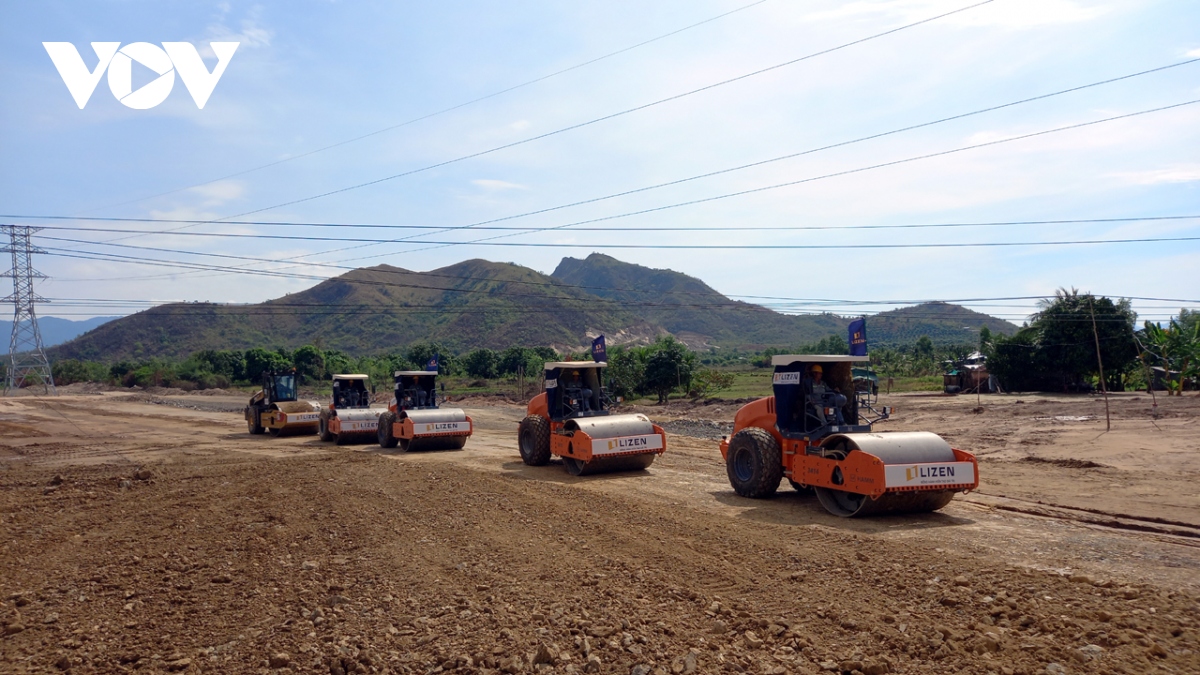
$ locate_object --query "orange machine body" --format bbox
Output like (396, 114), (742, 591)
(389, 413), (474, 443)
(518, 363), (666, 475)
(718, 395), (978, 499)
(719, 355), (977, 516)
(527, 393), (665, 463)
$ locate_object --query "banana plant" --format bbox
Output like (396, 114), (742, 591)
(1140, 319), (1199, 395)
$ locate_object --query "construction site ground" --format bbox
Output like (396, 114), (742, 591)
(1, 389), (1197, 675)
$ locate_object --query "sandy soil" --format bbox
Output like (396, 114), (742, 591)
(0, 390), (1197, 674)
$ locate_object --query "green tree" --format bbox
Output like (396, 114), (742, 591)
(462, 348), (499, 379)
(293, 345), (326, 384)
(914, 335), (935, 360)
(52, 360), (108, 385)
(604, 344), (645, 398)
(988, 289), (1138, 392)
(642, 336), (696, 404)
(405, 342), (454, 375)
(244, 348), (291, 380)
(323, 349), (354, 377)
(1139, 317), (1199, 395)
(689, 369), (735, 398)
(978, 326), (992, 351)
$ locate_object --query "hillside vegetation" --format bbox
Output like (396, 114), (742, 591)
(49, 255), (1017, 361)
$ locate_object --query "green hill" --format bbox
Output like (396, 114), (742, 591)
(551, 253), (846, 349)
(868, 301), (1019, 347)
(48, 260), (659, 361)
(48, 256), (1018, 362)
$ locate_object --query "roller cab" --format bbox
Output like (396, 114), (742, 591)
(719, 355), (978, 517)
(244, 369), (322, 436)
(518, 361), (665, 475)
(318, 374), (382, 446)
(377, 370), (473, 452)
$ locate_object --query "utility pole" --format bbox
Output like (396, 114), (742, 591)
(2, 225), (56, 395)
(1088, 298), (1110, 432)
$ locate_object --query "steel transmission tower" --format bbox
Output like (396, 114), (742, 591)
(2, 225), (56, 394)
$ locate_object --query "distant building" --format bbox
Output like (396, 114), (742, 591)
(943, 351), (998, 394)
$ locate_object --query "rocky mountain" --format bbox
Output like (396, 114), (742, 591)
(48, 256), (1018, 361)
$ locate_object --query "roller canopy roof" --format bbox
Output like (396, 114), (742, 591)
(544, 361), (607, 369)
(770, 355), (870, 366)
(394, 371), (436, 377)
(332, 374), (370, 380)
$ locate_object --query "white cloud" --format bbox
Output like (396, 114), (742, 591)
(187, 179), (246, 205)
(797, 0), (1110, 29)
(1187, 48), (1200, 58)
(472, 179), (528, 192)
(1110, 166), (1200, 185)
(204, 4), (273, 52)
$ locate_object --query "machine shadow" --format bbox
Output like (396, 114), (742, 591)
(499, 459), (658, 485)
(361, 445), (469, 456)
(710, 490), (975, 533)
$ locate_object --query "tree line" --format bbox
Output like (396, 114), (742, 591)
(45, 294), (1198, 397)
(984, 290), (1197, 393)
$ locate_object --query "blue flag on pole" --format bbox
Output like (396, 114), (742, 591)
(591, 335), (607, 362)
(848, 318), (868, 356)
(425, 354), (439, 372)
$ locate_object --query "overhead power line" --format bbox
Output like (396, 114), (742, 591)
(248, 57), (1200, 261)
(58, 94), (1200, 287)
(87, 0), (994, 249)
(396, 99), (1200, 255)
(34, 243), (1200, 322)
(36, 232), (1200, 254)
(15, 214), (1199, 243)
(70, 0), (772, 216)
(29, 55), (1196, 285)
(5, 214), (1199, 235)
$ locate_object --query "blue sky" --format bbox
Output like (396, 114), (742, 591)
(1, 0), (1198, 326)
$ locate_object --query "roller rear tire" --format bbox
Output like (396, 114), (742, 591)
(318, 411), (334, 442)
(377, 411), (399, 448)
(725, 428), (783, 498)
(247, 409), (265, 435)
(518, 415), (551, 466)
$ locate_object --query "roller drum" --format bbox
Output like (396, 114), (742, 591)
(563, 413), (655, 438)
(562, 413), (661, 475)
(333, 408), (382, 440)
(270, 400), (322, 436)
(820, 432), (956, 464)
(815, 432), (959, 517)
(403, 408), (469, 426)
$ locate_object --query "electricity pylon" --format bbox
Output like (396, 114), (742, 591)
(2, 225), (56, 395)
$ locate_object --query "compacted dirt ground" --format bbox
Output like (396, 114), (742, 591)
(0, 389), (1197, 675)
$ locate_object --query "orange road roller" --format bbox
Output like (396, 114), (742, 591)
(244, 369), (322, 436)
(719, 355), (978, 517)
(377, 370), (472, 451)
(317, 374), (382, 445)
(518, 361), (665, 475)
